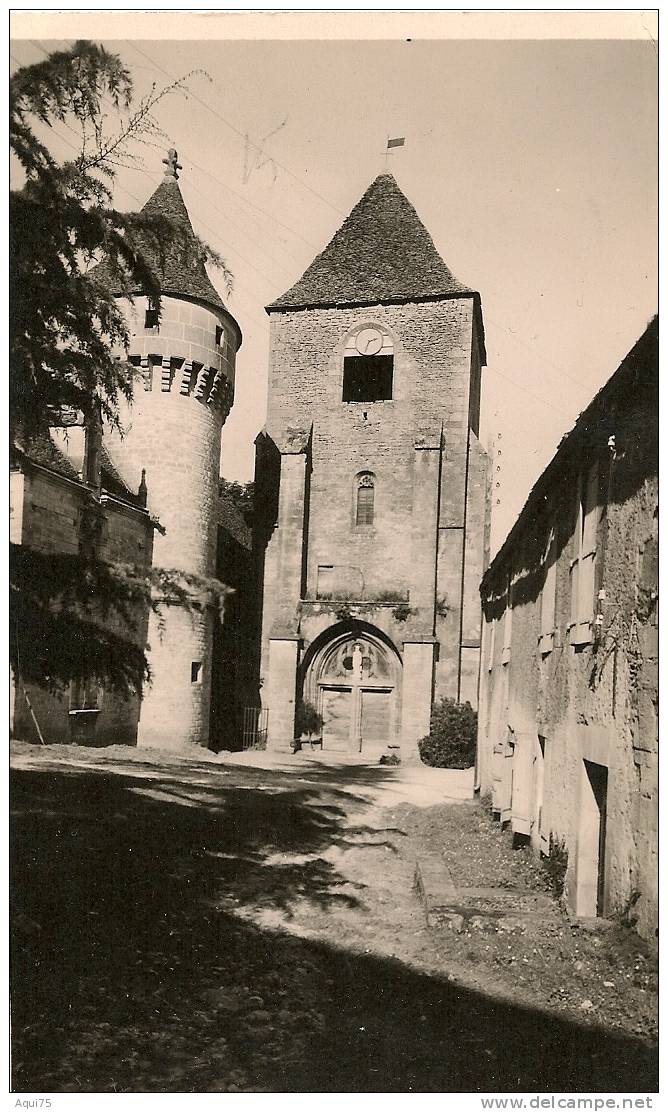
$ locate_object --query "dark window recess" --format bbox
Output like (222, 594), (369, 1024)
(145, 303), (159, 329)
(69, 678), (100, 711)
(343, 355), (393, 402)
(215, 325), (223, 347)
(356, 483), (374, 526)
(191, 661), (202, 684)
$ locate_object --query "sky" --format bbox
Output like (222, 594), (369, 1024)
(10, 14), (657, 555)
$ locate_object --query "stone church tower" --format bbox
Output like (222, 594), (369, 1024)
(105, 151), (242, 750)
(256, 172), (489, 757)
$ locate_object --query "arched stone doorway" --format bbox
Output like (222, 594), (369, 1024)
(302, 624), (402, 753)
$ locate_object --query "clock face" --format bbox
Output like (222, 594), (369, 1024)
(355, 327), (384, 356)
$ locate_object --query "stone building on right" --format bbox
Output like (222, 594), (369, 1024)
(476, 317), (658, 942)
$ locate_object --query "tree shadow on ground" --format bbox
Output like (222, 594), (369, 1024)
(10, 762), (658, 1094)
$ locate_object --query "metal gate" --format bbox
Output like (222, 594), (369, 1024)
(242, 706), (268, 750)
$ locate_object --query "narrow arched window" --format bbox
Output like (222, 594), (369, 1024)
(356, 475), (375, 525)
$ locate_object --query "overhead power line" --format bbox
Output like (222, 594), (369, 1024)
(26, 113), (273, 335)
(485, 312), (595, 399)
(486, 365), (574, 419)
(124, 40), (346, 219)
(181, 171), (300, 284)
(22, 39), (313, 295)
(17, 116), (577, 413)
(18, 129), (581, 413)
(183, 152), (320, 255)
(25, 38), (320, 258)
(14, 40), (599, 411)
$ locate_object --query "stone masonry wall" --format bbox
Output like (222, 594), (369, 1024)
(18, 467), (84, 556)
(11, 465), (154, 746)
(477, 326), (658, 941)
(136, 606), (214, 750)
(260, 296), (486, 743)
(97, 498), (155, 746)
(267, 298), (475, 540)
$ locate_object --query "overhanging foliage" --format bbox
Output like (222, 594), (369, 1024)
(10, 40), (229, 441)
(10, 42), (235, 698)
(10, 544), (231, 696)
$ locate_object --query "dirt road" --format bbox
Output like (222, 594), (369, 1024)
(10, 743), (657, 1093)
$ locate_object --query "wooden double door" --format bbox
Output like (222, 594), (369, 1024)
(320, 685), (393, 753)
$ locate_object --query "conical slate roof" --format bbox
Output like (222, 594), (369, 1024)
(95, 155), (226, 315)
(267, 173), (475, 311)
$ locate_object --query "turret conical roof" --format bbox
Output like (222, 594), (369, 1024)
(267, 172), (475, 312)
(95, 153), (227, 316)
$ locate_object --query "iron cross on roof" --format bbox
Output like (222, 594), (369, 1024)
(162, 148), (182, 179)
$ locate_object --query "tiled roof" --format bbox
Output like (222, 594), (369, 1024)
(217, 496), (252, 550)
(14, 433), (80, 482)
(481, 315), (658, 595)
(267, 173), (476, 311)
(14, 431), (149, 512)
(99, 443), (145, 508)
(95, 171), (227, 315)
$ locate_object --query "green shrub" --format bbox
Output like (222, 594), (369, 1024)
(294, 699), (323, 739)
(418, 697), (478, 769)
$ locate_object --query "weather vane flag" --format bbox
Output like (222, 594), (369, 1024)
(384, 136), (405, 169)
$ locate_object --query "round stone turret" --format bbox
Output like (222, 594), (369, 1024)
(104, 153), (242, 750)
(112, 291), (240, 576)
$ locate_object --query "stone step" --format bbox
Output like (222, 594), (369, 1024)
(414, 854), (561, 935)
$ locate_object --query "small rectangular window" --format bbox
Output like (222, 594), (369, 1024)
(69, 678), (101, 711)
(191, 661), (202, 684)
(343, 355), (393, 402)
(145, 302), (159, 329)
(215, 325), (223, 347)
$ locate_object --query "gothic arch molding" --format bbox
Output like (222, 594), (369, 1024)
(300, 620), (402, 751)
